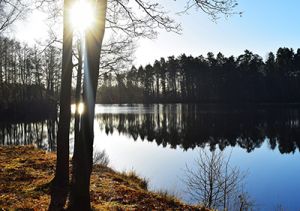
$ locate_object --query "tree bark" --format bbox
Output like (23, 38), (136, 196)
(73, 42), (82, 161)
(0, 39), (2, 84)
(70, 42), (82, 203)
(49, 0), (73, 210)
(68, 0), (107, 210)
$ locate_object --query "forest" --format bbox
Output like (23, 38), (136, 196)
(98, 48), (300, 104)
(0, 36), (59, 120)
(1, 34), (300, 106)
(0, 36), (61, 94)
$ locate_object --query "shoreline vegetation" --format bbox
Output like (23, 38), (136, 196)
(0, 145), (208, 210)
(2, 83), (300, 111)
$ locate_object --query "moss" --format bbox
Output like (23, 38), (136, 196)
(0, 146), (209, 210)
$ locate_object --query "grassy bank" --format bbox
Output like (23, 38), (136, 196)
(0, 146), (208, 210)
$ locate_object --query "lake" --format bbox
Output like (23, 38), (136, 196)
(1, 104), (300, 210)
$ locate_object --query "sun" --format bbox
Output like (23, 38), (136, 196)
(70, 0), (95, 32)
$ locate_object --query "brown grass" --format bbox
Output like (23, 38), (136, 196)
(0, 145), (209, 210)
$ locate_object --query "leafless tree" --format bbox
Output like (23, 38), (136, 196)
(181, 0), (241, 20)
(184, 149), (253, 211)
(93, 149), (110, 166)
(48, 0), (73, 210)
(0, 0), (27, 33)
(0, 0), (58, 34)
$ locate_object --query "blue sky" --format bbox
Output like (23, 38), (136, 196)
(135, 0), (300, 65)
(15, 0), (300, 66)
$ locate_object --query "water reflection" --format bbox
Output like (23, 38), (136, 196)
(95, 104), (300, 154)
(1, 104), (300, 154)
(1, 104), (299, 210)
(0, 119), (57, 151)
(0, 103), (90, 150)
(71, 102), (85, 115)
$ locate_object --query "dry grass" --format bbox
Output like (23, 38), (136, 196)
(0, 145), (54, 210)
(0, 145), (210, 210)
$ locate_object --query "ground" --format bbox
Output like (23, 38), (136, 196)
(0, 145), (209, 210)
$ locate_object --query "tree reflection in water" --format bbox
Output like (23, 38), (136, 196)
(95, 104), (300, 154)
(0, 119), (57, 151)
(1, 104), (300, 154)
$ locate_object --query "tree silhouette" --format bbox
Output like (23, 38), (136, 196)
(98, 47), (300, 104)
(48, 0), (73, 209)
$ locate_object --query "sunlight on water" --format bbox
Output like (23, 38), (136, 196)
(95, 104), (161, 114)
(71, 102), (85, 115)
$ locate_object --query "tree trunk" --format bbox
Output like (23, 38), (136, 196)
(68, 0), (107, 210)
(70, 42), (82, 203)
(49, 0), (73, 210)
(0, 39), (2, 84)
(156, 76), (159, 101)
(0, 54), (2, 83)
(73, 42), (82, 160)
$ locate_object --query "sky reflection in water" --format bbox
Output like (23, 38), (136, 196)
(1, 104), (300, 210)
(93, 104), (300, 211)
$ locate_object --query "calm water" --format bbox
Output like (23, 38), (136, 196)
(1, 104), (300, 210)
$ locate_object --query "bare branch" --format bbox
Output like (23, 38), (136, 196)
(180, 0), (241, 21)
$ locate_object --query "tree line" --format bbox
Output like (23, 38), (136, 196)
(0, 36), (61, 95)
(98, 48), (300, 104)
(0, 36), (59, 119)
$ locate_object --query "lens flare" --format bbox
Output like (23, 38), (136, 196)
(70, 0), (95, 31)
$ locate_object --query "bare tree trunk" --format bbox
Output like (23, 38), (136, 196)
(0, 55), (2, 83)
(68, 0), (107, 210)
(70, 42), (82, 198)
(0, 39), (3, 84)
(49, 0), (73, 210)
(73, 42), (82, 157)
